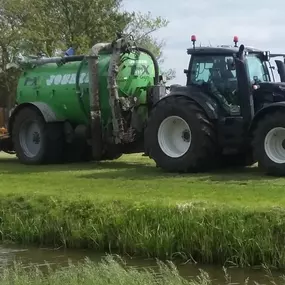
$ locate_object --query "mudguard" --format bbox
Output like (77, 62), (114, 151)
(153, 86), (219, 120)
(249, 102), (285, 131)
(8, 102), (64, 133)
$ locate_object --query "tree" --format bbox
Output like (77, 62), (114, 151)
(124, 11), (176, 81)
(0, 0), (29, 108)
(17, 0), (132, 56)
(0, 0), (174, 109)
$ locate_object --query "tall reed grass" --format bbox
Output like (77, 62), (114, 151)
(1, 194), (285, 267)
(1, 255), (284, 285)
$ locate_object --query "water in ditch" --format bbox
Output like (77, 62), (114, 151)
(0, 244), (283, 284)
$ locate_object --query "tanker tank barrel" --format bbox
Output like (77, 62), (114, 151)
(22, 55), (86, 66)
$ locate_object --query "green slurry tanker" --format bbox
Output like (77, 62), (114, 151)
(0, 34), (166, 164)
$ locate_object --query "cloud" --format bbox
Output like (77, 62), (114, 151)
(122, 0), (285, 84)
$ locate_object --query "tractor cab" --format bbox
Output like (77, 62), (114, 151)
(184, 36), (274, 118)
(181, 36), (285, 148)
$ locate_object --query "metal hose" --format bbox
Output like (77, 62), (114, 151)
(135, 46), (160, 85)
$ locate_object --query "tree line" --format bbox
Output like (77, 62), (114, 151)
(0, 0), (175, 108)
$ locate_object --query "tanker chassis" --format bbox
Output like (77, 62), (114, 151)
(0, 34), (166, 164)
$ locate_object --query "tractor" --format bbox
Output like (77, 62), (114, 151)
(144, 35), (285, 176)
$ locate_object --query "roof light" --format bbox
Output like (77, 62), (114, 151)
(191, 35), (196, 49)
(233, 36), (238, 47)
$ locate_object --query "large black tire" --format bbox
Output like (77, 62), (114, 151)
(144, 96), (218, 172)
(252, 111), (285, 176)
(12, 107), (64, 165)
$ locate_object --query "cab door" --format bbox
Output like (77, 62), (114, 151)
(234, 48), (254, 125)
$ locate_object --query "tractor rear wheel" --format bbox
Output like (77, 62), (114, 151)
(12, 107), (64, 165)
(252, 111), (285, 176)
(144, 96), (218, 172)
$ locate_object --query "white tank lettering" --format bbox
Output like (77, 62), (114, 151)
(79, 73), (86, 84)
(54, 74), (62, 85)
(61, 74), (71, 85)
(46, 73), (90, 85)
(46, 75), (56, 86)
(128, 59), (148, 66)
(69, 74), (76, 84)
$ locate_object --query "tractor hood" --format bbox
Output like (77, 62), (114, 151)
(257, 82), (285, 94)
(253, 82), (285, 105)
(253, 82), (285, 111)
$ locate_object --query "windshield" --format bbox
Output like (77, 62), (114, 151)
(246, 55), (271, 83)
(188, 55), (237, 85)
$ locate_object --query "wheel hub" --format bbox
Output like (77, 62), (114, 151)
(182, 130), (190, 142)
(264, 127), (285, 164)
(32, 132), (40, 144)
(19, 121), (42, 158)
(157, 115), (192, 158)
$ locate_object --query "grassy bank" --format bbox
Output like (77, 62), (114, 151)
(1, 154), (285, 267)
(1, 194), (285, 267)
(0, 255), (284, 285)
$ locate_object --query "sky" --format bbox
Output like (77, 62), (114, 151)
(121, 0), (285, 84)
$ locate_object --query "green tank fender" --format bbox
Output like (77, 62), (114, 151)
(8, 102), (65, 134)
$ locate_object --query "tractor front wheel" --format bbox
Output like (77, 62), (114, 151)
(252, 111), (285, 176)
(144, 96), (218, 173)
(12, 107), (64, 165)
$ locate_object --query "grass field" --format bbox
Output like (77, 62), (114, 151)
(0, 153), (285, 208)
(1, 153), (285, 267)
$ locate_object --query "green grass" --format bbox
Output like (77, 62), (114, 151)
(0, 255), (283, 285)
(1, 153), (285, 208)
(0, 255), (192, 285)
(1, 153), (285, 267)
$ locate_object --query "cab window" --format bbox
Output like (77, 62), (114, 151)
(189, 55), (237, 85)
(187, 54), (239, 106)
(246, 55), (270, 82)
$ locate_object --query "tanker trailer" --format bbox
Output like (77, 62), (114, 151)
(3, 34), (166, 164)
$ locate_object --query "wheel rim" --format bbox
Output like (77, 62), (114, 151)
(19, 120), (42, 158)
(264, 127), (285, 164)
(157, 116), (191, 158)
